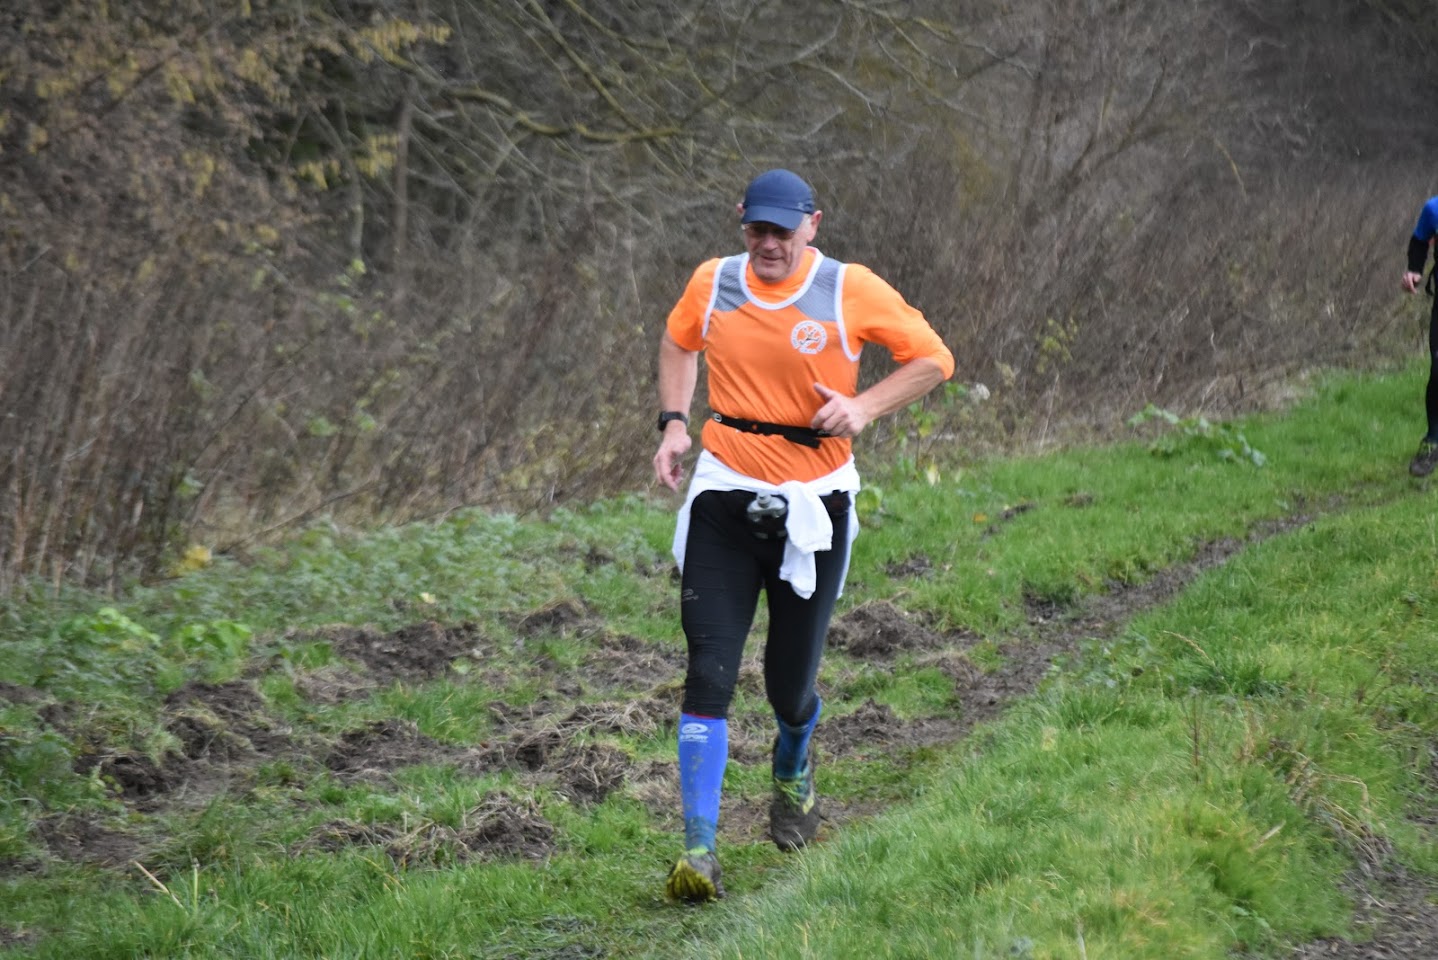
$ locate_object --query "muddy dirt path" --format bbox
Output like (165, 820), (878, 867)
(7, 519), (1435, 957)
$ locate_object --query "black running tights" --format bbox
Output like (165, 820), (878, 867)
(678, 489), (850, 725)
(1427, 297), (1438, 439)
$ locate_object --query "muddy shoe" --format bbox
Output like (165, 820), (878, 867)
(1411, 440), (1438, 478)
(770, 750), (820, 851)
(666, 848), (725, 902)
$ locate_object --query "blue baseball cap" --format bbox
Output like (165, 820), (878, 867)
(740, 169), (815, 230)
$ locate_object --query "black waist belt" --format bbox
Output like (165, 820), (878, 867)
(710, 412), (829, 449)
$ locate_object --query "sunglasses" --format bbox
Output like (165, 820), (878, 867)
(741, 222), (798, 241)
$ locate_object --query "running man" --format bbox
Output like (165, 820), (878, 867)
(1404, 195), (1438, 477)
(651, 168), (955, 901)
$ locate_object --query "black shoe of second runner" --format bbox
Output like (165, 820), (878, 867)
(1410, 440), (1438, 478)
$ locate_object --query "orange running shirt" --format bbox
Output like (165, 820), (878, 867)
(666, 248), (955, 484)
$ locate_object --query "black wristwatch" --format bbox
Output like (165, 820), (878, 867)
(656, 411), (689, 431)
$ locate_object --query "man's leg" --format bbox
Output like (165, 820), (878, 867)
(667, 492), (761, 900)
(1426, 298), (1438, 439)
(1412, 300), (1438, 476)
(761, 505), (851, 849)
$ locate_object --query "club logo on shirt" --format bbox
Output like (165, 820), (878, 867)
(791, 320), (827, 355)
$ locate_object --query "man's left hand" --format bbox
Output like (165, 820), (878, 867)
(811, 383), (870, 438)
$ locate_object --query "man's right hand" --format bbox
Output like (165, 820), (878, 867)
(1403, 271), (1424, 294)
(653, 425), (692, 492)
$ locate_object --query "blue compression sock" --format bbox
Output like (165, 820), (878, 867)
(678, 713), (727, 852)
(773, 697), (821, 780)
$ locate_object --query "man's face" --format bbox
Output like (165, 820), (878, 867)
(740, 211), (822, 283)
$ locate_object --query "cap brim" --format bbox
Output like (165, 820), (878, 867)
(741, 206), (807, 230)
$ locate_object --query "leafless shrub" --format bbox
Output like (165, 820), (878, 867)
(1, 0), (1430, 590)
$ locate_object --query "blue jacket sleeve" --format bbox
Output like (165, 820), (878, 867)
(1409, 197), (1438, 274)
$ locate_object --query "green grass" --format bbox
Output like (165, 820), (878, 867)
(2, 364), (1437, 958)
(693, 497), (1438, 956)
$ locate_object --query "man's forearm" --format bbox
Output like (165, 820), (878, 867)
(1409, 236), (1429, 276)
(855, 357), (949, 422)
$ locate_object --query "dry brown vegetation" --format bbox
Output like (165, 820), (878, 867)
(2, 0), (1434, 590)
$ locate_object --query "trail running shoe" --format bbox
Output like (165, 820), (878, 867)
(1411, 441), (1438, 478)
(666, 848), (725, 902)
(770, 746), (820, 851)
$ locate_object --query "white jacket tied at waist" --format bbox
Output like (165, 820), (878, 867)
(672, 450), (861, 599)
